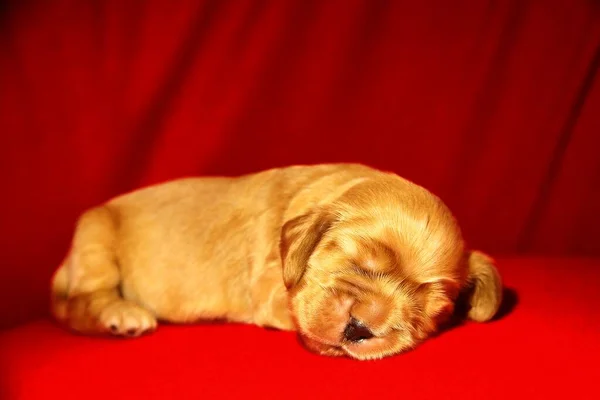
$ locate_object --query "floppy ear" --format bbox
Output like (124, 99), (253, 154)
(462, 250), (503, 322)
(279, 209), (333, 290)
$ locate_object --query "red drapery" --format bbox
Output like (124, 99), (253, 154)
(1, 0), (599, 328)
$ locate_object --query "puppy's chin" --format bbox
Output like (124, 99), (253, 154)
(340, 332), (415, 360)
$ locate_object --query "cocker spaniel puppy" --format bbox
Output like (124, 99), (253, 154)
(51, 164), (502, 360)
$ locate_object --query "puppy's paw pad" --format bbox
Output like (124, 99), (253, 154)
(99, 301), (157, 337)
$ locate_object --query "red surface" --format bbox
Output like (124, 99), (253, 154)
(1, 258), (599, 399)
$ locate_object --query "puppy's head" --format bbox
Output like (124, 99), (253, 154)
(280, 178), (502, 360)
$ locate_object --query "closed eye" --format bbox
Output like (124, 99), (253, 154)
(335, 275), (370, 295)
(351, 264), (384, 279)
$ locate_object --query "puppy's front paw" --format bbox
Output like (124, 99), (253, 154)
(98, 301), (157, 337)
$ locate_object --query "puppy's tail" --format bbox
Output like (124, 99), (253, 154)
(463, 250), (503, 322)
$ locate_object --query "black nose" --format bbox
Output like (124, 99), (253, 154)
(343, 318), (374, 342)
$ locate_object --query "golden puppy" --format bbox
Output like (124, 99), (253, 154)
(51, 164), (502, 360)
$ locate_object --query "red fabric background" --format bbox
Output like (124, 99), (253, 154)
(1, 0), (599, 328)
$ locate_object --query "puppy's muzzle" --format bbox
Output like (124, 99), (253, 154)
(343, 318), (374, 343)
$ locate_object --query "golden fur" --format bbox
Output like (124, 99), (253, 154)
(50, 164), (502, 360)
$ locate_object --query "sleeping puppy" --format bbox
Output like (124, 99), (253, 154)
(51, 163), (502, 360)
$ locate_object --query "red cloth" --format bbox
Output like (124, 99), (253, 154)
(1, 258), (599, 399)
(1, 2), (600, 395)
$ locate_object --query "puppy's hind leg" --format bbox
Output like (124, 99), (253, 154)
(51, 206), (157, 337)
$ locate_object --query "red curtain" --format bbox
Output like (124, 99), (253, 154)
(1, 0), (599, 328)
